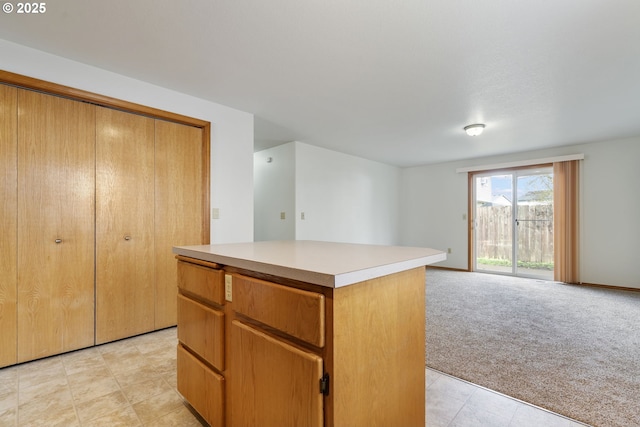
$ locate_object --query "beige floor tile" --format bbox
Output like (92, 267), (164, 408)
(0, 366), (19, 394)
(96, 340), (134, 356)
(17, 387), (75, 426)
(102, 353), (149, 377)
(19, 406), (79, 427)
(465, 387), (520, 419)
(163, 372), (178, 389)
(18, 376), (69, 405)
(74, 390), (129, 424)
(131, 389), (185, 425)
(146, 405), (207, 427)
(69, 376), (121, 405)
(0, 388), (18, 413)
(0, 406), (17, 426)
(17, 358), (65, 390)
(121, 377), (173, 405)
(81, 405), (142, 427)
(112, 365), (161, 389)
(67, 366), (112, 388)
(62, 351), (107, 377)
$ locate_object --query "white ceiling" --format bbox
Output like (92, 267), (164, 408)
(1, 0), (639, 167)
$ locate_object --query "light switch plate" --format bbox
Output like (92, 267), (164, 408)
(224, 274), (232, 302)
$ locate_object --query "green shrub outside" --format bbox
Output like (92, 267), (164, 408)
(477, 258), (554, 271)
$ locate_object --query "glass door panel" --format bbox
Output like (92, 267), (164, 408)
(474, 174), (514, 274)
(515, 171), (554, 280)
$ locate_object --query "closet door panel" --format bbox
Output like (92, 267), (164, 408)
(17, 89), (96, 362)
(96, 107), (155, 344)
(155, 121), (205, 328)
(0, 85), (17, 367)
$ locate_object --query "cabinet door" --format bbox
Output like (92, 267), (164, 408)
(95, 107), (155, 344)
(17, 89), (96, 362)
(154, 120), (206, 328)
(230, 321), (324, 427)
(0, 84), (17, 367)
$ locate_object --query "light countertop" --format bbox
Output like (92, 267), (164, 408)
(173, 240), (446, 288)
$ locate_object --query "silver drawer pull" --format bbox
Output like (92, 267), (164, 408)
(55, 239), (62, 244)
(124, 236), (131, 241)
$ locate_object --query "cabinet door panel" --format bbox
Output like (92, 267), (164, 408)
(155, 121), (205, 328)
(230, 321), (323, 427)
(177, 344), (225, 427)
(0, 84), (17, 367)
(17, 89), (95, 362)
(95, 107), (155, 344)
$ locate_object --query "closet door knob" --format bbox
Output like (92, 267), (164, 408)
(55, 239), (62, 244)
(124, 236), (131, 241)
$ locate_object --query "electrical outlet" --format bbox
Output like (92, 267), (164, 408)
(301, 212), (305, 220)
(280, 211), (286, 220)
(212, 208), (220, 219)
(447, 248), (452, 254)
(224, 274), (232, 302)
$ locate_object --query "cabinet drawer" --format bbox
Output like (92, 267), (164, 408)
(232, 275), (325, 348)
(177, 294), (224, 371)
(177, 260), (225, 305)
(177, 344), (224, 427)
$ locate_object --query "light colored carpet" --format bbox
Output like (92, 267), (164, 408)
(425, 269), (640, 427)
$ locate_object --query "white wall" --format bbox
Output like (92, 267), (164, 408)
(254, 142), (400, 245)
(1, 39), (254, 244)
(400, 136), (640, 289)
(294, 142), (400, 245)
(254, 143), (296, 241)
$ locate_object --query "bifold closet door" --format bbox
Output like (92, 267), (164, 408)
(95, 107), (155, 344)
(155, 120), (205, 329)
(17, 89), (96, 362)
(0, 84), (17, 368)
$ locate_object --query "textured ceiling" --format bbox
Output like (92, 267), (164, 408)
(1, 0), (639, 166)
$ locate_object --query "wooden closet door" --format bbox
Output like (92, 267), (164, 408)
(95, 107), (155, 344)
(17, 89), (96, 362)
(0, 84), (17, 367)
(154, 120), (205, 328)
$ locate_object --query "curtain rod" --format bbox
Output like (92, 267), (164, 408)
(456, 154), (584, 173)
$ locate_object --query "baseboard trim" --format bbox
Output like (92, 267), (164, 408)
(427, 266), (640, 293)
(576, 282), (640, 293)
(426, 265), (469, 273)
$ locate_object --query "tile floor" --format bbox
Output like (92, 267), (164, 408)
(0, 328), (589, 427)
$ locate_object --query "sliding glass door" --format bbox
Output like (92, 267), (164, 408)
(473, 167), (554, 280)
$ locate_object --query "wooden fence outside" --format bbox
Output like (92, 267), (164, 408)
(476, 205), (553, 264)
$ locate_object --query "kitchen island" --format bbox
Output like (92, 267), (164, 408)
(173, 241), (445, 427)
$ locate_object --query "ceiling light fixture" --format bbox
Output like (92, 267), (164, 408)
(464, 123), (485, 136)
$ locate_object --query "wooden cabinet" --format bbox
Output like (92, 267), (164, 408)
(0, 84), (17, 367)
(0, 72), (210, 367)
(17, 89), (96, 362)
(176, 254), (426, 427)
(95, 107), (155, 344)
